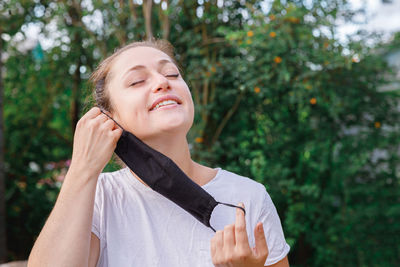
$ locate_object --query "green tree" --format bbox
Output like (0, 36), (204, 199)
(213, 2), (400, 265)
(1, 0), (49, 261)
(2, 0), (399, 265)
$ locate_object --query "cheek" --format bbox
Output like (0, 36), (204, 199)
(181, 87), (195, 127)
(183, 86), (195, 114)
(110, 89), (147, 124)
(179, 82), (192, 101)
(121, 94), (146, 118)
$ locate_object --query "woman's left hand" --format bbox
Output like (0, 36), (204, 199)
(210, 203), (269, 267)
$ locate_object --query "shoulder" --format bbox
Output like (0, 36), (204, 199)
(93, 167), (148, 210)
(219, 168), (267, 194)
(99, 167), (127, 179)
(95, 167), (132, 195)
(209, 168), (269, 205)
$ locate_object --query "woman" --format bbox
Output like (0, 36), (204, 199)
(28, 39), (290, 267)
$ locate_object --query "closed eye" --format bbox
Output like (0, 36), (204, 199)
(130, 80), (145, 86)
(129, 74), (178, 87)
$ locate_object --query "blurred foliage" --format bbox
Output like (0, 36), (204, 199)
(2, 0), (400, 265)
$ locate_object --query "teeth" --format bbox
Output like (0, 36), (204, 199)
(153, 100), (177, 110)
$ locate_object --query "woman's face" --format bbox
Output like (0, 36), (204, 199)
(107, 46), (194, 141)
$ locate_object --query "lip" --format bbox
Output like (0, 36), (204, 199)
(149, 94), (182, 111)
(153, 103), (179, 111)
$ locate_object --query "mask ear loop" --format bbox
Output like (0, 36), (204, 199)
(99, 108), (125, 131)
(209, 202), (246, 232)
(217, 202), (246, 216)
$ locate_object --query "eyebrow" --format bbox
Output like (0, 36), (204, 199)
(123, 59), (175, 77)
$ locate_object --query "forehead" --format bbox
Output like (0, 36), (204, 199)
(112, 46), (173, 71)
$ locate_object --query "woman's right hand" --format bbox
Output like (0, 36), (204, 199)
(69, 107), (123, 175)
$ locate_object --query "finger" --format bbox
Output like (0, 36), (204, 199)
(112, 127), (123, 140)
(235, 202), (250, 250)
(84, 107), (101, 119)
(215, 230), (224, 251)
(253, 222), (269, 260)
(99, 108), (112, 117)
(223, 224), (235, 254)
(101, 119), (115, 131)
(111, 120), (123, 131)
(212, 230), (224, 265)
(92, 114), (108, 124)
(99, 111), (122, 131)
(210, 236), (217, 260)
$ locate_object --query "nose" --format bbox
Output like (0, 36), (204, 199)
(152, 73), (171, 93)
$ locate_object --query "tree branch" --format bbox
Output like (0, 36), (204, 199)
(201, 37), (226, 46)
(48, 127), (72, 146)
(209, 90), (245, 149)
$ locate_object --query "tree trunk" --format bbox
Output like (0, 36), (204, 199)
(159, 0), (170, 40)
(66, 2), (83, 134)
(71, 32), (82, 134)
(0, 27), (8, 263)
(143, 0), (153, 40)
(128, 0), (138, 25)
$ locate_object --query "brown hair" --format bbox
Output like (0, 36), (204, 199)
(88, 38), (182, 113)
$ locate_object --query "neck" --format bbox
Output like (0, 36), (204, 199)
(133, 131), (196, 182)
(147, 132), (193, 173)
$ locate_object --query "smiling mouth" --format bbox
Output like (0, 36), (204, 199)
(150, 100), (180, 111)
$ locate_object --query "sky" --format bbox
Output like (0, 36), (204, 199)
(336, 0), (400, 43)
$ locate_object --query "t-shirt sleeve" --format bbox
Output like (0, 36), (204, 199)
(91, 174), (103, 239)
(258, 189), (290, 266)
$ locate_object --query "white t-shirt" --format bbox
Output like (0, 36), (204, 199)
(92, 167), (290, 266)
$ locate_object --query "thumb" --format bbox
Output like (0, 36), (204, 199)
(253, 222), (269, 260)
(112, 127), (123, 141)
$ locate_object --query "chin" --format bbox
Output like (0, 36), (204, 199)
(159, 119), (191, 133)
(151, 115), (192, 135)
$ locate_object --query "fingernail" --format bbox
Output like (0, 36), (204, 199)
(258, 223), (263, 232)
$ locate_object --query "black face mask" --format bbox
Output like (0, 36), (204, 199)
(100, 110), (245, 232)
